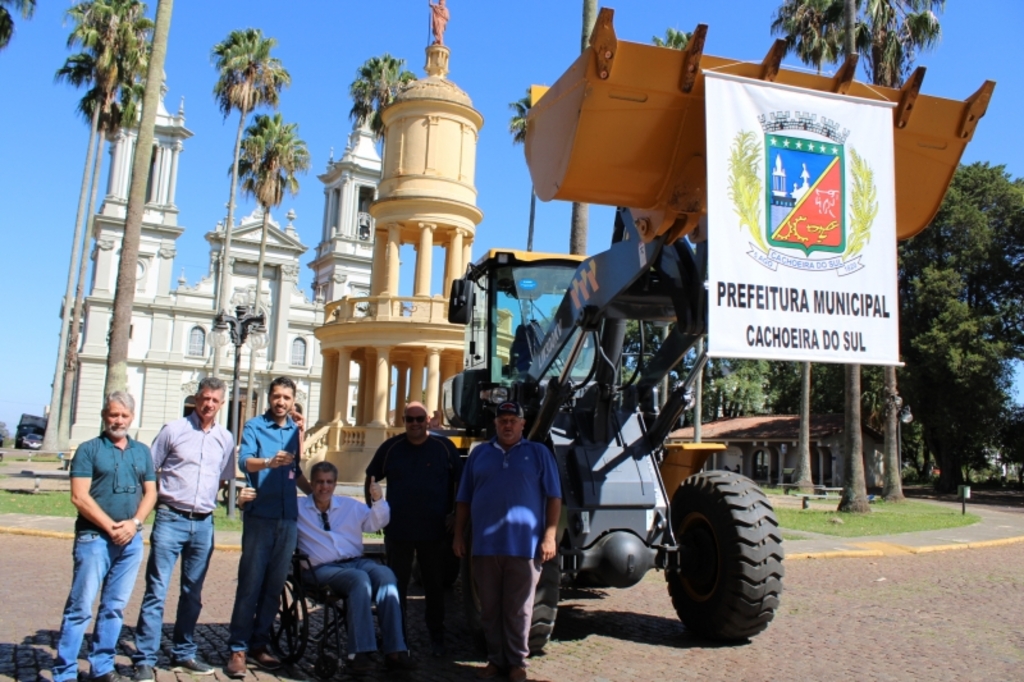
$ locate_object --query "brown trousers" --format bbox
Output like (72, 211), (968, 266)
(471, 555), (541, 669)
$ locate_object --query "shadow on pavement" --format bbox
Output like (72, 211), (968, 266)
(550, 605), (745, 650)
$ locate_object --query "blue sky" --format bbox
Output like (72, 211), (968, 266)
(0, 0), (1021, 430)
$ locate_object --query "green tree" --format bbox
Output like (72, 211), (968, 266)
(105, 0), (173, 395)
(1001, 405), (1024, 488)
(508, 89), (536, 252)
(348, 53), (415, 141)
(900, 163), (1024, 493)
(0, 0), (35, 51)
(211, 28), (291, 378)
(43, 0), (152, 450)
(652, 27), (691, 50)
(860, 0), (944, 88)
(236, 112), (310, 413)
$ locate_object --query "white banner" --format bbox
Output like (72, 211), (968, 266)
(705, 72), (900, 365)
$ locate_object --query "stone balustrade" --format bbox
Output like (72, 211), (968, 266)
(324, 295), (449, 324)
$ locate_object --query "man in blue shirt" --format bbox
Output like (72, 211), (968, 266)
(52, 392), (157, 682)
(453, 402), (561, 682)
(225, 377), (312, 678)
(132, 377), (235, 680)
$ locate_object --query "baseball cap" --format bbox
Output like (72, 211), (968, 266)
(495, 401), (524, 418)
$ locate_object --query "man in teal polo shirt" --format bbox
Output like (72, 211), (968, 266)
(225, 377), (312, 678)
(52, 392), (157, 682)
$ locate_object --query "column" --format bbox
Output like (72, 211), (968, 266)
(395, 364), (408, 424)
(370, 227), (387, 296)
(273, 268), (290, 365)
(425, 347), (441, 416)
(167, 142), (181, 206)
(160, 143), (173, 204)
(385, 224), (401, 295)
(439, 353), (457, 418)
(355, 359), (367, 426)
(463, 238), (473, 276)
(335, 348), (352, 425)
(319, 351), (338, 422)
(107, 133), (124, 198)
(371, 346), (391, 427)
(362, 350), (376, 425)
(414, 223), (435, 297)
(321, 188), (331, 240)
(448, 228), (465, 297)
(410, 352), (425, 405)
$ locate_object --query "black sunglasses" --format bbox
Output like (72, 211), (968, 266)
(405, 415), (427, 423)
(320, 510), (331, 532)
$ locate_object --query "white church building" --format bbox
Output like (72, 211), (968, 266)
(70, 87), (380, 446)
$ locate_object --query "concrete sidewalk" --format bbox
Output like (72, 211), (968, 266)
(3, 462), (1024, 559)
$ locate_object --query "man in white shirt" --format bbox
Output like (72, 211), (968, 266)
(296, 461), (416, 673)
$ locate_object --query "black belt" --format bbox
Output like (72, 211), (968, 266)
(159, 503), (212, 521)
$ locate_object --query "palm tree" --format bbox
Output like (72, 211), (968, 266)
(571, 0), (598, 256)
(0, 0), (34, 51)
(771, 0), (844, 73)
(348, 53), (415, 141)
(652, 27), (691, 50)
(43, 0), (152, 450)
(236, 112), (310, 416)
(211, 28), (291, 377)
(105, 0), (173, 395)
(508, 90), (536, 252)
(861, 0), (943, 88)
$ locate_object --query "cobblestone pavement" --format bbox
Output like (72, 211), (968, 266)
(2, 534), (1024, 682)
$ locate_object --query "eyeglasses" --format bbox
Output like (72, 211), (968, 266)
(404, 415), (427, 423)
(320, 510), (331, 532)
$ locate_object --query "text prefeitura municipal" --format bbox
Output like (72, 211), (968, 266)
(716, 282), (891, 318)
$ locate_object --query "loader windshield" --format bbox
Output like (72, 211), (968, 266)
(491, 261), (585, 380)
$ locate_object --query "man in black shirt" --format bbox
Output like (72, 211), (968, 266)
(365, 401), (460, 657)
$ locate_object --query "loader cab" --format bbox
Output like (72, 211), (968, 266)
(446, 249), (590, 432)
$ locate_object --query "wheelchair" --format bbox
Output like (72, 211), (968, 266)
(272, 551), (348, 678)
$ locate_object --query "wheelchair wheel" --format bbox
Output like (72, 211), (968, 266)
(273, 576), (309, 664)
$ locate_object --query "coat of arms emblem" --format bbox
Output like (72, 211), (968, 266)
(766, 135), (845, 255)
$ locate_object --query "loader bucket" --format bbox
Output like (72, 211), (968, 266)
(525, 8), (994, 242)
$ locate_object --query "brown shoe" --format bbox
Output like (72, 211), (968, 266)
(247, 646), (281, 671)
(476, 662), (502, 679)
(225, 651), (248, 679)
(509, 666), (529, 682)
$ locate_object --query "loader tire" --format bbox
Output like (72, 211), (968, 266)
(460, 529), (561, 654)
(666, 471), (784, 641)
(527, 560), (560, 654)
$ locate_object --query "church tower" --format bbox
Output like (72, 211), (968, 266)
(308, 121), (379, 304)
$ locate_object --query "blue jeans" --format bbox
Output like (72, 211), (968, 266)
(312, 558), (407, 655)
(53, 531), (144, 682)
(228, 514), (297, 652)
(132, 509), (215, 665)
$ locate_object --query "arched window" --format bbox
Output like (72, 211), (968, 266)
(187, 326), (206, 357)
(290, 337), (307, 366)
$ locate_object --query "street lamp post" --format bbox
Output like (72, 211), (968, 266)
(210, 304), (267, 519)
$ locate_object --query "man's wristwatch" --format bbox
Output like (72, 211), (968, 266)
(132, 518), (143, 533)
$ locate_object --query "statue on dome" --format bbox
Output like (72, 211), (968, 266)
(429, 0), (449, 45)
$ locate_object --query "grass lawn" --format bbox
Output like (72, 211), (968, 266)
(0, 491), (386, 540)
(0, 490), (246, 532)
(775, 499), (980, 537)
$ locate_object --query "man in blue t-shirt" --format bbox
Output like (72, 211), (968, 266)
(453, 402), (561, 682)
(365, 401), (460, 657)
(225, 377), (312, 678)
(52, 392), (157, 682)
